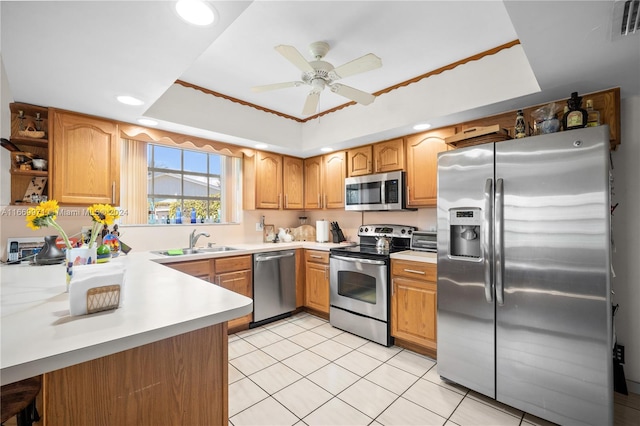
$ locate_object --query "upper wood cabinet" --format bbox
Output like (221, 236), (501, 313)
(51, 110), (120, 205)
(347, 145), (372, 177)
(283, 156), (304, 209)
(373, 138), (405, 173)
(347, 138), (405, 177)
(405, 128), (453, 207)
(244, 152), (304, 210)
(304, 151), (346, 209)
(8, 103), (51, 205)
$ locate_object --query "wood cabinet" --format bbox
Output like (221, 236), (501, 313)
(283, 156), (304, 209)
(244, 152), (304, 210)
(213, 255), (253, 330)
(165, 259), (213, 282)
(347, 145), (372, 176)
(8, 103), (51, 205)
(391, 259), (437, 352)
(165, 255), (253, 331)
(405, 127), (453, 207)
(304, 250), (330, 315)
(304, 151), (346, 209)
(51, 110), (120, 205)
(295, 248), (305, 308)
(347, 138), (404, 177)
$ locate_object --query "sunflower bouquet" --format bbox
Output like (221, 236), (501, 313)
(87, 204), (121, 248)
(26, 199), (72, 249)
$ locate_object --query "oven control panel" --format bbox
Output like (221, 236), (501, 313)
(358, 224), (416, 239)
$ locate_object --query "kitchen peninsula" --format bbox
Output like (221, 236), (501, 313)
(1, 252), (253, 425)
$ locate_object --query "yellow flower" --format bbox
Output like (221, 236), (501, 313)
(88, 204), (120, 247)
(25, 200), (72, 249)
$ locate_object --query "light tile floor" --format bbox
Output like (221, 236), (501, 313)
(228, 312), (640, 426)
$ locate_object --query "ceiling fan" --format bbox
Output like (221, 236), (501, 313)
(251, 41), (382, 116)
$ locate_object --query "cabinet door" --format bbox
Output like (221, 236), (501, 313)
(52, 111), (120, 205)
(323, 151), (346, 209)
(305, 262), (329, 314)
(283, 156), (304, 209)
(304, 156), (323, 209)
(374, 138), (405, 173)
(391, 276), (437, 349)
(255, 151), (283, 209)
(347, 145), (372, 177)
(217, 269), (253, 328)
(165, 259), (213, 282)
(405, 128), (453, 207)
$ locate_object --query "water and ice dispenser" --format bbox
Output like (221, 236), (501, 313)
(449, 208), (482, 259)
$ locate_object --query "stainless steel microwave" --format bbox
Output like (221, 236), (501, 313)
(345, 171), (414, 211)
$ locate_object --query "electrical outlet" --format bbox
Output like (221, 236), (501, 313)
(256, 222), (263, 231)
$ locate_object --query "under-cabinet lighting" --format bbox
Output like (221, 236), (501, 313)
(117, 95), (144, 106)
(138, 118), (158, 126)
(176, 0), (215, 26)
(320, 147), (334, 152)
(255, 143), (269, 149)
(413, 123), (432, 131)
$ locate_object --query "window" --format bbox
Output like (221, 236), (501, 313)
(146, 144), (241, 224)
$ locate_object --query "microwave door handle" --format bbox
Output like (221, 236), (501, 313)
(483, 178), (494, 304)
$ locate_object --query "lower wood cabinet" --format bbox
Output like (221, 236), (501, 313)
(165, 255), (253, 331)
(391, 259), (437, 352)
(304, 250), (330, 315)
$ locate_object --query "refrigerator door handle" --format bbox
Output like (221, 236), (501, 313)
(495, 178), (505, 306)
(483, 178), (494, 303)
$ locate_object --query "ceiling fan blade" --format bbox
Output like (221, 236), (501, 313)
(302, 91), (321, 115)
(331, 53), (382, 79)
(251, 81), (303, 93)
(275, 45), (315, 73)
(330, 83), (375, 105)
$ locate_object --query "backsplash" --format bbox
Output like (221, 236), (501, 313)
(0, 205), (436, 258)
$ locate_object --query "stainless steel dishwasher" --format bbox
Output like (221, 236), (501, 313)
(252, 249), (296, 325)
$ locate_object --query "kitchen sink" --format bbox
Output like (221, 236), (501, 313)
(195, 246), (239, 253)
(152, 247), (239, 256)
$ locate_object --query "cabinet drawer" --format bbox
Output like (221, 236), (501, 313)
(214, 255), (252, 273)
(391, 260), (436, 281)
(305, 250), (329, 264)
(166, 259), (212, 277)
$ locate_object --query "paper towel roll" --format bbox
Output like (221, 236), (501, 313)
(316, 220), (329, 243)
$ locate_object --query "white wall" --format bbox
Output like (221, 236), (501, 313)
(611, 95), (640, 389)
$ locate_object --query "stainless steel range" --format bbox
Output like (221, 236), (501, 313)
(329, 224), (416, 346)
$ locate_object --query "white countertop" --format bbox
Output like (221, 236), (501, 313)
(390, 250), (438, 264)
(0, 251), (254, 386)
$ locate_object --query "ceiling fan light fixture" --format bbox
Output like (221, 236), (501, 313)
(320, 147), (334, 153)
(255, 143), (269, 149)
(176, 0), (215, 26)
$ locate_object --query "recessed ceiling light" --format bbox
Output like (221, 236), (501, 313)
(255, 143), (268, 149)
(320, 147), (334, 153)
(176, 0), (215, 26)
(413, 123), (432, 131)
(138, 118), (158, 126)
(117, 95), (144, 106)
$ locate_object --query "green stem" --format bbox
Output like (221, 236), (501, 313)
(88, 222), (101, 248)
(48, 219), (72, 250)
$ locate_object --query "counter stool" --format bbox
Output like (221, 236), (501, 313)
(1, 376), (41, 426)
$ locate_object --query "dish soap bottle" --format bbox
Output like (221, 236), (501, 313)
(514, 110), (526, 139)
(562, 92), (588, 130)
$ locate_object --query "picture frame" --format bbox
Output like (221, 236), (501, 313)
(263, 224), (276, 243)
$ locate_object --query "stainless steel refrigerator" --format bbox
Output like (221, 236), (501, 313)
(437, 126), (613, 426)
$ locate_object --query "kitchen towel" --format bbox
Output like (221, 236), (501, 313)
(69, 262), (126, 316)
(316, 220), (329, 243)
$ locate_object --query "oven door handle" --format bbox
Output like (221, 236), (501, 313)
(330, 255), (386, 266)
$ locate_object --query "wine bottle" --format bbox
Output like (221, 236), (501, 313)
(515, 110), (526, 139)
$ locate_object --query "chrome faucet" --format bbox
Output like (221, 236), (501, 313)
(189, 229), (210, 249)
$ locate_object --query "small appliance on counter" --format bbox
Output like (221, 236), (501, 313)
(410, 230), (437, 253)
